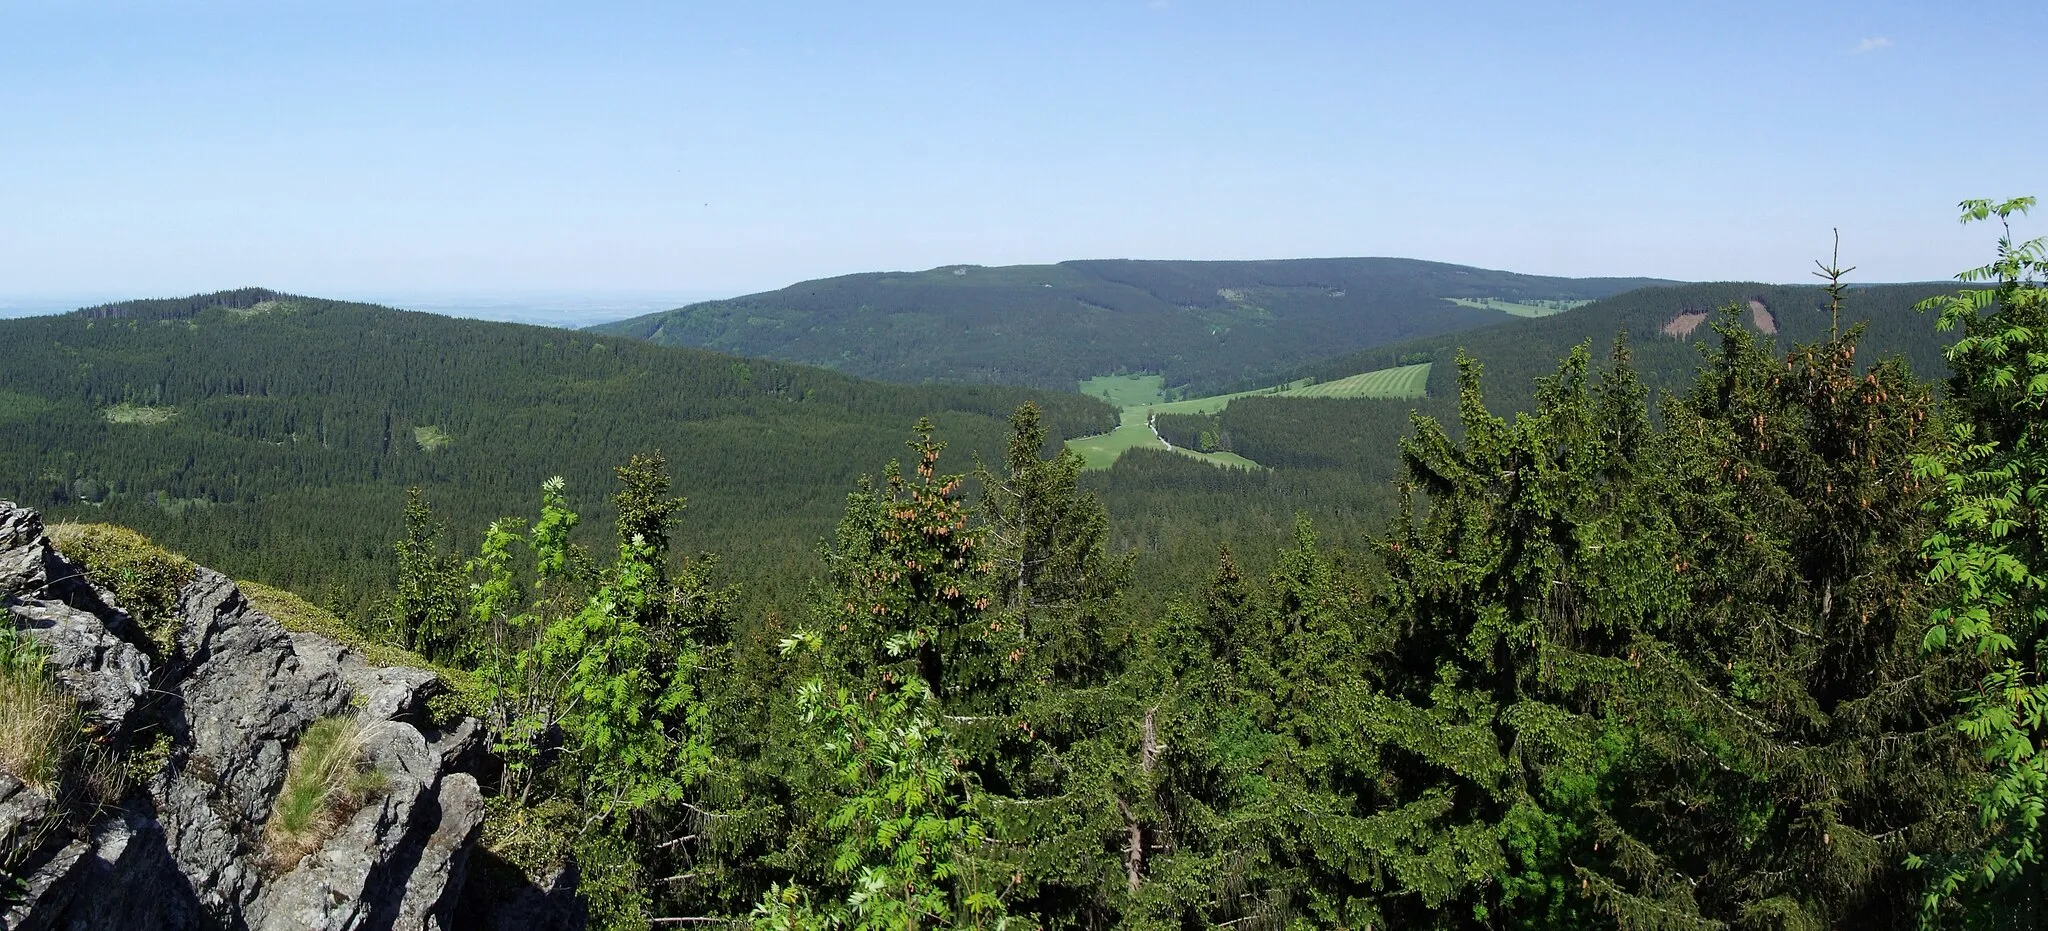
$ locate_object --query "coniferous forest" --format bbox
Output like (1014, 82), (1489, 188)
(7, 3), (2045, 927)
(2, 204), (2044, 929)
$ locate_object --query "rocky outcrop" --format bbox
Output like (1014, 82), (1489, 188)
(0, 502), (499, 930)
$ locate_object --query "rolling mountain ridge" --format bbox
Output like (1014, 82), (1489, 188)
(590, 257), (1674, 393)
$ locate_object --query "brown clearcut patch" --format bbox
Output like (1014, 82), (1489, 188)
(1749, 299), (1777, 335)
(1662, 311), (1709, 338)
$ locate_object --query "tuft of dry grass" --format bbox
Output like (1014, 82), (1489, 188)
(263, 716), (386, 870)
(0, 628), (80, 791)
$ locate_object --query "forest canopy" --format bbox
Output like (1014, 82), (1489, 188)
(6, 206), (2043, 928)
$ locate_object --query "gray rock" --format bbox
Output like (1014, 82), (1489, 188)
(34, 809), (203, 931)
(0, 505), (48, 597)
(153, 568), (352, 916)
(291, 631), (437, 726)
(250, 711), (487, 930)
(1, 837), (91, 931)
(426, 717), (485, 775)
(0, 507), (152, 739)
(0, 771), (56, 857)
(0, 501), (516, 931)
(6, 598), (151, 737)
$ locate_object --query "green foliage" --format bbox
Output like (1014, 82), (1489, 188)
(1911, 197), (2048, 917)
(445, 456), (739, 930)
(0, 628), (80, 791)
(49, 522), (196, 654)
(816, 420), (1002, 698)
(122, 732), (172, 788)
(479, 794), (582, 880)
(389, 488), (466, 660)
(751, 679), (1011, 931)
(1359, 318), (1977, 927)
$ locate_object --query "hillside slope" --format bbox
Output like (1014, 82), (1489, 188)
(1078, 280), (1972, 600)
(590, 258), (1671, 393)
(1152, 281), (1965, 481)
(1285, 281), (1961, 412)
(0, 289), (1113, 613)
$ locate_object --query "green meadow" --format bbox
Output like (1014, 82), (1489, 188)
(1078, 373), (1171, 407)
(1274, 362), (1430, 399)
(1066, 362), (1432, 470)
(1067, 407), (1260, 471)
(1448, 297), (1591, 318)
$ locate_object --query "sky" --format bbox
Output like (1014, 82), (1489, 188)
(2, 0), (2042, 315)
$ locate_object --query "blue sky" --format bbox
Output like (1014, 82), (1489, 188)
(2, 0), (2040, 306)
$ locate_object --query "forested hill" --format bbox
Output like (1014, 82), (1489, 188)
(1142, 281), (1966, 487)
(588, 257), (1671, 393)
(0, 289), (1113, 613)
(1289, 280), (1962, 411)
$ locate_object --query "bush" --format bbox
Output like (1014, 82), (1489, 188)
(263, 716), (385, 870)
(48, 524), (195, 654)
(479, 795), (582, 880)
(0, 628), (79, 791)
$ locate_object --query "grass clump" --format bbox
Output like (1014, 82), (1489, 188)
(0, 628), (80, 791)
(240, 581), (488, 723)
(264, 715), (385, 869)
(48, 523), (195, 654)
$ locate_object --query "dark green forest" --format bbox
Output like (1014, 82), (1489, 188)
(590, 257), (1668, 393)
(7, 206), (2047, 929)
(1284, 281), (1962, 411)
(1113, 281), (1975, 602)
(0, 291), (1113, 616)
(236, 201), (2036, 929)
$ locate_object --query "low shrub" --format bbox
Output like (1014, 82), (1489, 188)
(480, 795), (581, 880)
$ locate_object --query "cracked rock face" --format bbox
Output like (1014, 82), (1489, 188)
(0, 506), (152, 737)
(0, 502), (498, 930)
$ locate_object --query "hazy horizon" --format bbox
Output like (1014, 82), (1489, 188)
(0, 289), (732, 327)
(5, 1), (2041, 298)
(0, 260), (1973, 327)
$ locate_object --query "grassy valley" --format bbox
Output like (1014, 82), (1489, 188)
(1068, 363), (1431, 469)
